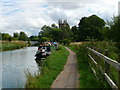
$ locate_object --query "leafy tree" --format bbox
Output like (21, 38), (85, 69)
(39, 37), (50, 42)
(108, 16), (120, 50)
(29, 36), (39, 41)
(71, 26), (79, 41)
(39, 23), (72, 43)
(13, 32), (19, 40)
(50, 28), (63, 41)
(19, 31), (28, 41)
(62, 39), (71, 45)
(78, 15), (105, 41)
(13, 32), (19, 38)
(8, 36), (12, 42)
(0, 33), (2, 40)
(51, 23), (58, 28)
(101, 27), (110, 41)
(110, 16), (120, 42)
(39, 25), (52, 39)
(2, 33), (12, 40)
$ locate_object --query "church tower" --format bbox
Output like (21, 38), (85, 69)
(58, 20), (69, 29)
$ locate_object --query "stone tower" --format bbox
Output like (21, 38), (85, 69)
(58, 20), (69, 29)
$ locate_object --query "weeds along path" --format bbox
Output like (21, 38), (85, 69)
(51, 47), (79, 88)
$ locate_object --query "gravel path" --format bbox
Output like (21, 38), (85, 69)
(51, 47), (79, 88)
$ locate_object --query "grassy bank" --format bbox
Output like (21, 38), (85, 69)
(68, 41), (118, 88)
(26, 45), (69, 88)
(68, 44), (100, 88)
(0, 41), (27, 51)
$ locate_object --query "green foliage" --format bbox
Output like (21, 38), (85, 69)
(0, 33), (2, 40)
(39, 23), (72, 42)
(39, 37), (50, 42)
(0, 41), (27, 51)
(71, 26), (79, 42)
(77, 15), (105, 41)
(13, 32), (19, 40)
(61, 39), (71, 45)
(50, 28), (63, 41)
(76, 41), (118, 88)
(29, 36), (39, 41)
(26, 45), (69, 88)
(51, 23), (58, 28)
(19, 32), (28, 41)
(68, 44), (100, 88)
(1, 32), (29, 41)
(13, 32), (19, 38)
(1, 33), (12, 40)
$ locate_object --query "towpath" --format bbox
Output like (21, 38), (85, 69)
(51, 47), (79, 88)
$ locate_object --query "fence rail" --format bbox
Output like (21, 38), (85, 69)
(87, 47), (120, 89)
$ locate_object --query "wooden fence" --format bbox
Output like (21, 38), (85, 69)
(87, 47), (120, 89)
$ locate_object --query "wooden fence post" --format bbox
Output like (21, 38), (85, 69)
(118, 52), (120, 89)
(104, 49), (110, 74)
(116, 41), (120, 89)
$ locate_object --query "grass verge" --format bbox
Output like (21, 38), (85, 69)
(26, 45), (69, 88)
(0, 41), (27, 51)
(68, 44), (100, 88)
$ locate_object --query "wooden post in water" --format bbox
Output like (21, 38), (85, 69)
(104, 49), (110, 74)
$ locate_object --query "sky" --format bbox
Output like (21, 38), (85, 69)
(0, 0), (120, 36)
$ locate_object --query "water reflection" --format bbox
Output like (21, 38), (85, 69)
(2, 47), (39, 88)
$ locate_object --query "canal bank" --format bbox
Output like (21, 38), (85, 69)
(26, 45), (69, 88)
(0, 41), (27, 52)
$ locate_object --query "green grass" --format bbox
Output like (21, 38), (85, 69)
(68, 41), (119, 88)
(68, 45), (100, 88)
(0, 41), (27, 51)
(26, 45), (69, 88)
(86, 41), (118, 87)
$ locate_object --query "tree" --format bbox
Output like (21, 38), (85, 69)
(50, 28), (63, 41)
(51, 23), (58, 28)
(38, 23), (72, 42)
(71, 26), (79, 41)
(39, 25), (52, 39)
(2, 33), (12, 40)
(62, 39), (71, 45)
(108, 16), (120, 50)
(78, 15), (105, 41)
(13, 32), (19, 40)
(110, 16), (120, 42)
(29, 36), (39, 41)
(39, 37), (50, 42)
(0, 33), (2, 40)
(19, 32), (28, 41)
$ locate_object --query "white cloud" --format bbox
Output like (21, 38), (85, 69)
(0, 0), (119, 36)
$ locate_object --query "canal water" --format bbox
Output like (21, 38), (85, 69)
(1, 47), (40, 88)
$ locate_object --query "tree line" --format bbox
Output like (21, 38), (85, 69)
(0, 14), (119, 45)
(0, 31), (39, 41)
(39, 14), (119, 45)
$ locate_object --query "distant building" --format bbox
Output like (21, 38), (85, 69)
(58, 20), (69, 29)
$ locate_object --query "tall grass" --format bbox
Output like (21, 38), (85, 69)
(68, 45), (100, 88)
(0, 41), (27, 51)
(69, 41), (118, 88)
(26, 45), (69, 88)
(86, 41), (119, 88)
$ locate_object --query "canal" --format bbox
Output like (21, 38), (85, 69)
(1, 47), (40, 88)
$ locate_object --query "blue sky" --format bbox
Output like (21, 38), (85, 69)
(0, 0), (119, 36)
